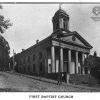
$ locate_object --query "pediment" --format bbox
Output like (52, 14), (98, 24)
(61, 32), (93, 48)
(62, 35), (85, 45)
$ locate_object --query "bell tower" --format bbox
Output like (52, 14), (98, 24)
(52, 5), (69, 32)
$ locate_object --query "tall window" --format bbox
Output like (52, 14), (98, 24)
(39, 52), (42, 59)
(33, 54), (35, 61)
(21, 59), (23, 64)
(56, 22), (59, 30)
(22, 58), (25, 64)
(63, 19), (67, 30)
(33, 64), (35, 72)
(40, 62), (42, 72)
(20, 59), (21, 65)
(28, 65), (30, 72)
(28, 56), (30, 62)
(24, 66), (26, 73)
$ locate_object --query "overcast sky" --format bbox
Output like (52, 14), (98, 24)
(1, 3), (100, 56)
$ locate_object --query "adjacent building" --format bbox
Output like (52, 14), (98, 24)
(11, 8), (93, 76)
(0, 35), (10, 71)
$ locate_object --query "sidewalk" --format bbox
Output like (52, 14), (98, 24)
(5, 71), (100, 92)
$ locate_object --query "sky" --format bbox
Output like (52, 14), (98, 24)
(1, 3), (100, 56)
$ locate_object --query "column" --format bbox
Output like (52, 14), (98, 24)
(60, 47), (63, 72)
(51, 46), (55, 73)
(68, 49), (71, 74)
(75, 51), (78, 74)
(66, 49), (71, 84)
(82, 52), (85, 74)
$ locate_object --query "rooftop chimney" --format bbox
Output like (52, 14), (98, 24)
(36, 40), (39, 44)
(22, 49), (25, 52)
(94, 51), (97, 57)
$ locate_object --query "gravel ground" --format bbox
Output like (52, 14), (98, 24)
(0, 72), (100, 92)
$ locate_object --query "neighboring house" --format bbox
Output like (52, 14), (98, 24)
(0, 35), (10, 71)
(10, 8), (93, 77)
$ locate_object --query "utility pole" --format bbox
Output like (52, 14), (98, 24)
(12, 49), (15, 73)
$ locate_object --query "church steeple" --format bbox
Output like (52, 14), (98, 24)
(52, 5), (69, 33)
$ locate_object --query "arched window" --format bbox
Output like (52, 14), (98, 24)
(63, 19), (67, 30)
(56, 22), (59, 30)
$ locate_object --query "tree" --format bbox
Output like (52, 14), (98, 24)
(0, 5), (12, 34)
(0, 15), (12, 33)
(84, 55), (97, 72)
(0, 5), (12, 71)
(83, 55), (99, 86)
(0, 35), (10, 54)
(0, 5), (12, 54)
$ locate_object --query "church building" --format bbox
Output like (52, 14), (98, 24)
(11, 7), (93, 76)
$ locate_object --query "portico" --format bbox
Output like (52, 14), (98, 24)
(49, 44), (89, 74)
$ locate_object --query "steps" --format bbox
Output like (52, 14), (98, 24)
(69, 74), (99, 86)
